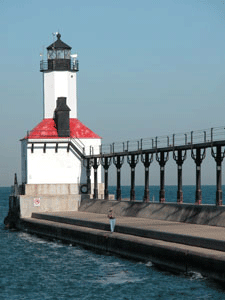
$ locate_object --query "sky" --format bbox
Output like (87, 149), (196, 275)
(1, 0), (225, 187)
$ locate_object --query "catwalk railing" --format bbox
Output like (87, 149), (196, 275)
(84, 126), (225, 205)
(86, 126), (225, 156)
(40, 60), (79, 72)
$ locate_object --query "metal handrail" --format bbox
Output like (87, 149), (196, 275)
(85, 126), (225, 157)
(71, 138), (86, 155)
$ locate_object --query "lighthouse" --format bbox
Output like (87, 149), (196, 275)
(20, 34), (103, 217)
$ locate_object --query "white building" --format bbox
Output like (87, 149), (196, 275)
(20, 33), (103, 216)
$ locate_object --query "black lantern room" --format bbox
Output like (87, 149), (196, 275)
(40, 33), (79, 72)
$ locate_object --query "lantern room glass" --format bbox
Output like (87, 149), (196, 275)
(64, 50), (71, 59)
(48, 49), (71, 59)
(48, 50), (56, 59)
(57, 50), (64, 59)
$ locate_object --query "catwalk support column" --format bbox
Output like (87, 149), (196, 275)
(141, 153), (153, 202)
(173, 150), (186, 204)
(156, 151), (169, 203)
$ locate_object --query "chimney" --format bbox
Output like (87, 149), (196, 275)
(54, 97), (71, 137)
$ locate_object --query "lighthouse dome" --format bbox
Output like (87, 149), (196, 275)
(47, 33), (71, 51)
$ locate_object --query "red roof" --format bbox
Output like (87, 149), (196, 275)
(25, 118), (101, 139)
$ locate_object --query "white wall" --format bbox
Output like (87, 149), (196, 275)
(80, 138), (103, 183)
(43, 71), (77, 118)
(23, 138), (102, 185)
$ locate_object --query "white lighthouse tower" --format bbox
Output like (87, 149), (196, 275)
(20, 34), (103, 217)
(42, 33), (78, 119)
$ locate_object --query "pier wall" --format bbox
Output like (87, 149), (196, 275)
(19, 215), (225, 282)
(15, 198), (225, 281)
(79, 199), (225, 227)
(19, 195), (83, 218)
(18, 183), (106, 218)
(15, 194), (225, 225)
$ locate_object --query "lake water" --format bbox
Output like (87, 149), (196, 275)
(108, 185), (225, 204)
(1, 186), (225, 299)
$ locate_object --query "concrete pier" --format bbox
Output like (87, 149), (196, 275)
(18, 199), (225, 283)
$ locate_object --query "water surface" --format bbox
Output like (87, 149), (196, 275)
(1, 186), (225, 299)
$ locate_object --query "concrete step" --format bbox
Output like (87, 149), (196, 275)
(31, 212), (225, 252)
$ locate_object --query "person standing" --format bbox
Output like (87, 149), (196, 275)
(108, 208), (116, 233)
